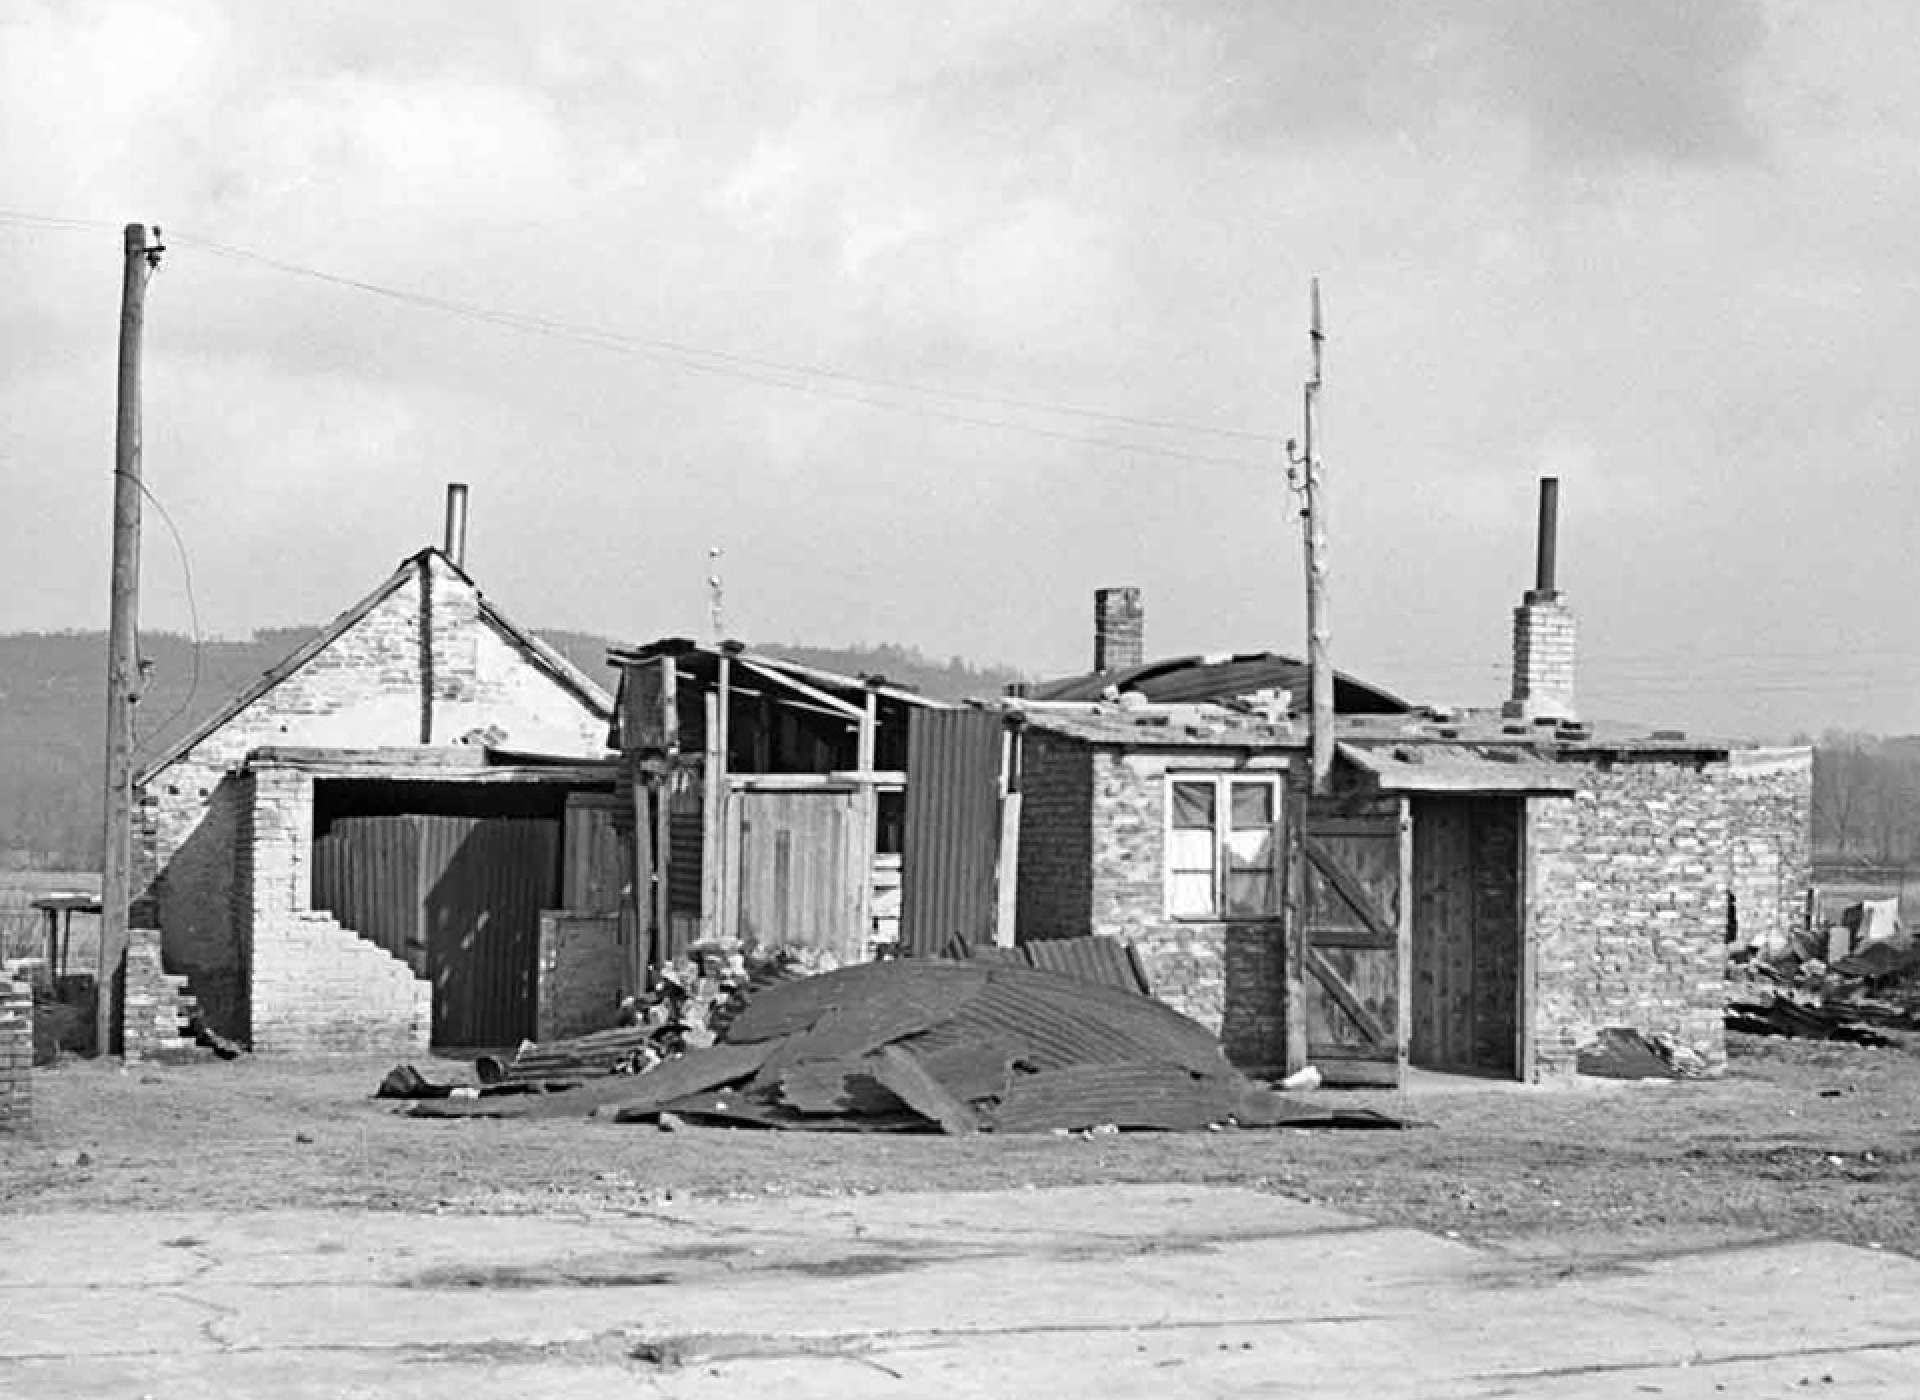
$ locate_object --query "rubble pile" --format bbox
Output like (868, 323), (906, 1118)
(465, 943), (849, 1090)
(1726, 899), (1920, 1046)
(394, 954), (1401, 1134)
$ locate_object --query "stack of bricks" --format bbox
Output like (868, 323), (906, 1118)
(0, 978), (31, 1131)
(1505, 590), (1578, 722)
(121, 927), (205, 1062)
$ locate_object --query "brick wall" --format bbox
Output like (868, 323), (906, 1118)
(1016, 739), (1293, 1071)
(1527, 749), (1813, 1076)
(121, 927), (201, 1061)
(0, 978), (29, 1131)
(247, 764), (432, 1055)
(138, 552), (608, 1047)
(1506, 594), (1577, 721)
(537, 912), (628, 1042)
(1014, 732), (1094, 940)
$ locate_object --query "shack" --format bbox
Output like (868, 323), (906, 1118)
(135, 490), (621, 1054)
(606, 640), (949, 975)
(904, 484), (1811, 1084)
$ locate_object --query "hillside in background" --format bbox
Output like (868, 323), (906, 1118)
(0, 629), (1023, 870)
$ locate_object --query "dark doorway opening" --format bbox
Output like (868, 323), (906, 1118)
(311, 779), (568, 1049)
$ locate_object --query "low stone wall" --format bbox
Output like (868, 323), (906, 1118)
(251, 912), (432, 1056)
(537, 912), (628, 1042)
(1, 978), (31, 1131)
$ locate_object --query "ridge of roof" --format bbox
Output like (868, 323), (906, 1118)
(138, 548), (611, 784)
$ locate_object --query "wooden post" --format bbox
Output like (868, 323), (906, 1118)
(655, 656), (679, 962)
(1302, 279), (1334, 796)
(1282, 782), (1309, 1074)
(100, 222), (158, 1055)
(699, 690), (722, 944)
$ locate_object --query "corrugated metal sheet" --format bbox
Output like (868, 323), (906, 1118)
(1021, 935), (1151, 995)
(422, 816), (558, 1048)
(900, 709), (1006, 957)
(1029, 652), (1410, 714)
(313, 816), (424, 973)
(562, 795), (625, 914)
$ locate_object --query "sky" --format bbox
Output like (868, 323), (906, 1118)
(2, 0), (1917, 740)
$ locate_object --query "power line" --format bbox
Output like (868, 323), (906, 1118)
(162, 230), (1284, 448)
(124, 474), (204, 763)
(1, 208), (1284, 469)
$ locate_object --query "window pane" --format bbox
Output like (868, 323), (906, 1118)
(1169, 871), (1217, 918)
(1230, 781), (1274, 829)
(1169, 827), (1216, 874)
(1171, 781), (1215, 830)
(1225, 827), (1275, 872)
(1226, 869), (1278, 918)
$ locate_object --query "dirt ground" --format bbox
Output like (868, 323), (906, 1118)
(4, 1033), (1917, 1259)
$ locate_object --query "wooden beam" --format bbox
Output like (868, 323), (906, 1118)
(1396, 796), (1413, 1082)
(1301, 831), (1396, 941)
(857, 689), (878, 772)
(700, 690), (722, 945)
(737, 657), (863, 719)
(1282, 787), (1308, 1075)
(1304, 945), (1391, 1048)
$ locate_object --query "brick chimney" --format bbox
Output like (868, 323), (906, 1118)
(1093, 587), (1144, 674)
(1504, 478), (1576, 721)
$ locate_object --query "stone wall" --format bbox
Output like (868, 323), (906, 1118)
(1015, 741), (1293, 1071)
(137, 551), (609, 1046)
(1527, 748), (1813, 1076)
(536, 912), (628, 1042)
(0, 978), (29, 1132)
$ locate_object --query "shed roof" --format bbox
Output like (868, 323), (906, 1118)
(139, 548), (614, 784)
(1027, 651), (1412, 714)
(607, 638), (951, 711)
(1009, 700), (1754, 764)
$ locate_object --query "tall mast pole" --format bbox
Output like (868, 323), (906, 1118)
(1301, 279), (1333, 794)
(100, 222), (159, 1054)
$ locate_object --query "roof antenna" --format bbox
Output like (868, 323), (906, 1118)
(707, 546), (726, 642)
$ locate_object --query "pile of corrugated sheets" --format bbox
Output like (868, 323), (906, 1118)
(404, 957), (1400, 1134)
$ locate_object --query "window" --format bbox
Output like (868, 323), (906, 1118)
(1167, 775), (1284, 919)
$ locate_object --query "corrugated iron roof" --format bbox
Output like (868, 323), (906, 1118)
(1028, 651), (1412, 714)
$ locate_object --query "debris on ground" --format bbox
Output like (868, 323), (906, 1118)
(1727, 898), (1920, 1046)
(1575, 1027), (1712, 1080)
(1725, 994), (1897, 1047)
(398, 957), (1403, 1134)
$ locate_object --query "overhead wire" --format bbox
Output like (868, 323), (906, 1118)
(156, 229), (1282, 469)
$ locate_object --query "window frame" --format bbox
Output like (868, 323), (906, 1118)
(1162, 771), (1287, 922)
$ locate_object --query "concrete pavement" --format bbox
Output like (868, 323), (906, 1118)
(3, 1184), (1918, 1397)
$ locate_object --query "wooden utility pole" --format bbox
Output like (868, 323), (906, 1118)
(1298, 278), (1334, 794)
(100, 221), (159, 1053)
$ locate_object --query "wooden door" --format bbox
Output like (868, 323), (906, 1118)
(727, 786), (867, 960)
(1298, 797), (1410, 1087)
(1410, 797), (1522, 1076)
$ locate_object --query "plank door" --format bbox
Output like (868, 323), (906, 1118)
(727, 787), (866, 960)
(1299, 798), (1410, 1087)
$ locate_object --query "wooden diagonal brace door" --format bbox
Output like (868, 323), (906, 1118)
(1296, 799), (1410, 1087)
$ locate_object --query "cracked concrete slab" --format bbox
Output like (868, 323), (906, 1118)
(2, 1183), (1917, 1398)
